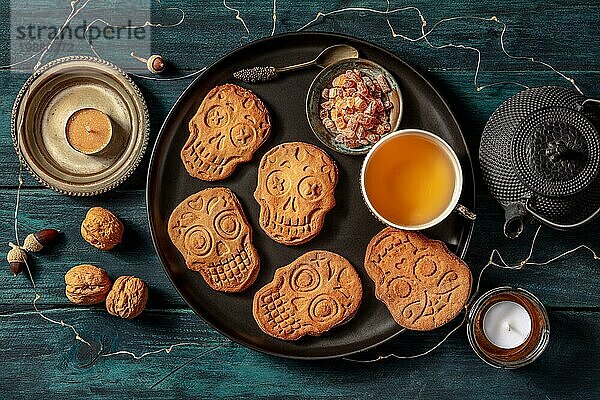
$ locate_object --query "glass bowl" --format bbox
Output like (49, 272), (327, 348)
(306, 58), (403, 155)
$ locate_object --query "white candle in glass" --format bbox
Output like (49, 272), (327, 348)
(482, 301), (532, 349)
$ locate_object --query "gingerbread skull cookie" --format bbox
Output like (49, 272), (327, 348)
(182, 84), (271, 181)
(254, 142), (338, 245)
(253, 250), (362, 340)
(168, 187), (260, 292)
(364, 228), (472, 331)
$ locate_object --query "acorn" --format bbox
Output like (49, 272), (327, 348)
(22, 228), (61, 253)
(130, 52), (166, 74)
(147, 55), (166, 74)
(7, 242), (27, 276)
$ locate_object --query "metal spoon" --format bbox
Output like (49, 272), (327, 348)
(233, 44), (359, 83)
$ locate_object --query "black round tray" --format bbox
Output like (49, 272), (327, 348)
(146, 32), (475, 359)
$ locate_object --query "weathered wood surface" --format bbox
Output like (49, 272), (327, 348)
(1, 189), (599, 312)
(3, 310), (600, 398)
(1, 0), (599, 399)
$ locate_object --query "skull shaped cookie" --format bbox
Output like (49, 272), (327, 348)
(254, 142), (338, 245)
(182, 84), (271, 181)
(364, 228), (472, 331)
(253, 250), (362, 340)
(168, 187), (260, 292)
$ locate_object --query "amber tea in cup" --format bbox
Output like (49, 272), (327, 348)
(361, 129), (469, 230)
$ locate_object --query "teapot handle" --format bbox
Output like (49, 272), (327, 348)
(580, 98), (600, 110)
(524, 195), (600, 230)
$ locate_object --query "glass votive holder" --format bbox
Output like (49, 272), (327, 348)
(467, 286), (550, 369)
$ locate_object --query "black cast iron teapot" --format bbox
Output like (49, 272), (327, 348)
(480, 86), (600, 239)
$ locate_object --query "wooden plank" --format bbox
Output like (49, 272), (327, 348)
(1, 69), (599, 190)
(2, 0), (599, 72)
(0, 70), (191, 190)
(145, 0), (600, 70)
(277, 0), (600, 72)
(2, 308), (599, 398)
(0, 188), (185, 310)
(1, 188), (599, 311)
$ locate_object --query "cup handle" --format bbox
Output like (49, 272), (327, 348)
(454, 204), (476, 221)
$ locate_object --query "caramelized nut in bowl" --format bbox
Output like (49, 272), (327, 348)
(306, 58), (402, 155)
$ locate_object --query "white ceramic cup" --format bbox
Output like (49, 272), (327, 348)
(360, 129), (475, 230)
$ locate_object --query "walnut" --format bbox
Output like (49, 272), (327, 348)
(81, 207), (124, 250)
(65, 264), (112, 305)
(106, 276), (148, 319)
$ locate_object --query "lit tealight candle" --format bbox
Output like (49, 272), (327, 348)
(65, 108), (113, 155)
(482, 301), (532, 349)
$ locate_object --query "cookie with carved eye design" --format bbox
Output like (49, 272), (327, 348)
(364, 228), (472, 331)
(253, 250), (362, 340)
(254, 142), (338, 245)
(168, 187), (260, 292)
(182, 84), (271, 181)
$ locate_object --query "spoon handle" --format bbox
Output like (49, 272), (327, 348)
(233, 59), (317, 83)
(275, 59), (316, 73)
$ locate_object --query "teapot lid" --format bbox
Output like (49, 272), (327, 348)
(511, 106), (600, 197)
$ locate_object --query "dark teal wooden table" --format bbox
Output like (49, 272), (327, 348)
(2, 1), (599, 398)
